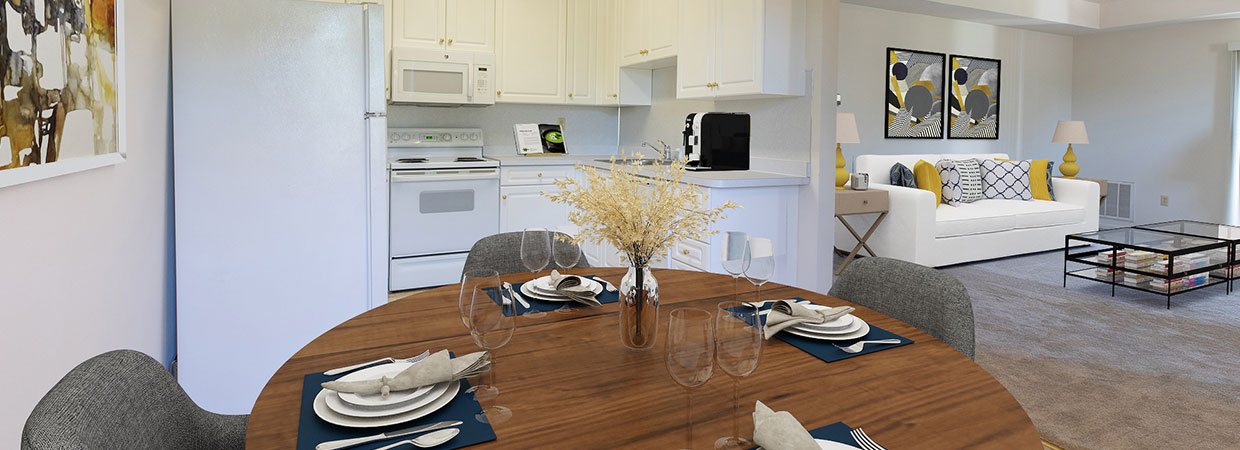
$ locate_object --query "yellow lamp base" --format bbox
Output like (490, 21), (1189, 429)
(1060, 143), (1080, 178)
(835, 143), (849, 190)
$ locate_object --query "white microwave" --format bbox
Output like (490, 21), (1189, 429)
(391, 48), (495, 106)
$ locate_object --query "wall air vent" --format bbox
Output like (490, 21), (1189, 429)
(1100, 181), (1133, 221)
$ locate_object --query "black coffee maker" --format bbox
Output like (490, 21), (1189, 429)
(682, 112), (750, 171)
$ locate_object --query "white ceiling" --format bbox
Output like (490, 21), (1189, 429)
(843, 0), (1240, 35)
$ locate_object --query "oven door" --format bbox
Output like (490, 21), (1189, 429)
(389, 168), (499, 257)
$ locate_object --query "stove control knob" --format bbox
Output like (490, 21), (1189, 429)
(440, 133), (453, 142)
(390, 133), (399, 142)
(401, 133), (412, 141)
(469, 132), (481, 140)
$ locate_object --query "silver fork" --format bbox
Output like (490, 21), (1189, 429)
(850, 428), (887, 450)
(323, 350), (431, 376)
(833, 339), (903, 354)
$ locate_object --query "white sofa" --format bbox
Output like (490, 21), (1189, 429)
(836, 153), (1100, 267)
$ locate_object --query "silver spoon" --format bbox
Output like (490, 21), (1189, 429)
(373, 428), (460, 449)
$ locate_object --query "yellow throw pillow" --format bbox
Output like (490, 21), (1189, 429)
(998, 158), (1052, 201)
(913, 160), (942, 208)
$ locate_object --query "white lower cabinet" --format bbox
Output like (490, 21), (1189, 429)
(499, 165), (576, 233)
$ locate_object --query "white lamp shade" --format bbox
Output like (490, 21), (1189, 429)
(836, 113), (860, 144)
(1052, 120), (1089, 144)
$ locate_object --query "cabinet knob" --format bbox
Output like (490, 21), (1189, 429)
(439, 38), (445, 44)
(502, 195), (508, 200)
(612, 93), (618, 98)
(447, 39), (454, 45)
(682, 249), (690, 256)
(568, 93), (573, 98)
(862, 200), (869, 205)
(496, 90), (502, 96)
(537, 173), (543, 177)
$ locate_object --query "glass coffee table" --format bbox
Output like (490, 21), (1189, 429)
(1064, 227), (1233, 309)
(1134, 220), (1239, 293)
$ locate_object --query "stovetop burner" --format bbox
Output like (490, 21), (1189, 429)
(455, 157), (486, 162)
(396, 158), (427, 163)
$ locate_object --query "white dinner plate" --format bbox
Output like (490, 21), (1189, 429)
(314, 381), (461, 428)
(783, 320), (871, 341)
(336, 362), (435, 408)
(325, 381), (452, 418)
(528, 276), (603, 296)
(790, 315), (863, 335)
(520, 281), (602, 303)
(759, 439), (862, 450)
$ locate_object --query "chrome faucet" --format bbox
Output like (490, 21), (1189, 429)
(642, 140), (673, 161)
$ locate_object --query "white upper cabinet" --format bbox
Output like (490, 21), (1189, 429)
(676, 0), (806, 100)
(618, 0), (678, 68)
(495, 0), (568, 104)
(595, 0), (620, 105)
(392, 0), (494, 52)
(566, 0), (598, 105)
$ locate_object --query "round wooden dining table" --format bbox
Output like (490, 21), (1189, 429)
(245, 268), (1041, 449)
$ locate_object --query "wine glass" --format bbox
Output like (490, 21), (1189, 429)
(521, 228), (552, 274)
(459, 270), (500, 329)
(469, 283), (516, 424)
(743, 238), (775, 304)
(713, 301), (763, 450)
(552, 232), (582, 270)
(666, 308), (715, 450)
(720, 232), (751, 302)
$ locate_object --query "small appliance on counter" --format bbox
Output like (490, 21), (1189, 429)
(682, 112), (751, 171)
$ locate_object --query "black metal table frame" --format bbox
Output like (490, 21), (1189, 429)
(1063, 230), (1233, 309)
(1134, 220), (1238, 294)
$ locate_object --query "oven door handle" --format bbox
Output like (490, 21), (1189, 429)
(391, 169), (499, 183)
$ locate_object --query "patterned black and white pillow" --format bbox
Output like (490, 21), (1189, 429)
(936, 160), (963, 206)
(955, 158), (984, 203)
(980, 159), (1033, 200)
(889, 163), (916, 188)
(1046, 161), (1056, 201)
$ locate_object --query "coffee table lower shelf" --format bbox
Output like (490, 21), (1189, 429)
(1064, 268), (1230, 307)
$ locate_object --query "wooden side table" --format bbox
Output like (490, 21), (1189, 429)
(836, 188), (889, 275)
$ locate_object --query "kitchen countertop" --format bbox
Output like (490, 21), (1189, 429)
(486, 154), (809, 188)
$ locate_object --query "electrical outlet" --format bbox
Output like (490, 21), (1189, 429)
(1159, 195), (1169, 207)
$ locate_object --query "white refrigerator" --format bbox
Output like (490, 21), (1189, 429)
(172, 0), (388, 413)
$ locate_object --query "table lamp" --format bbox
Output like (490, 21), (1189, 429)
(1052, 120), (1089, 178)
(836, 113), (860, 190)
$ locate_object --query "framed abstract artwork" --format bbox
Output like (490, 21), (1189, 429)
(1, 0), (126, 188)
(948, 54), (1000, 139)
(885, 47), (945, 139)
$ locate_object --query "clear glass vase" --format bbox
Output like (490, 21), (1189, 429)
(619, 265), (659, 350)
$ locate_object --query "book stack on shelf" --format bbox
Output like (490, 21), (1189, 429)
(1123, 250), (1157, 287)
(1147, 252), (1210, 293)
(1207, 249), (1239, 279)
(1095, 250), (1126, 280)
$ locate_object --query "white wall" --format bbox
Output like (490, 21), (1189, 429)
(1073, 19), (1240, 225)
(0, 0), (173, 444)
(836, 4), (1074, 171)
(617, 68), (814, 163)
(389, 104), (620, 155)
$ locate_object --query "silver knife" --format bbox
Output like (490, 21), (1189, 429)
(504, 282), (532, 311)
(315, 420), (462, 450)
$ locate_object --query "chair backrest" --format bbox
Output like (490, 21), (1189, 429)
(462, 231), (592, 276)
(828, 257), (976, 359)
(857, 153), (1009, 185)
(22, 350), (247, 450)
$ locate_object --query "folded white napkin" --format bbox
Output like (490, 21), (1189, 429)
(752, 400), (820, 450)
(550, 270), (601, 307)
(321, 350), (490, 398)
(763, 300), (855, 339)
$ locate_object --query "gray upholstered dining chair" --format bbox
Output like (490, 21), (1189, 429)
(22, 349), (248, 450)
(463, 231), (591, 276)
(829, 257), (976, 359)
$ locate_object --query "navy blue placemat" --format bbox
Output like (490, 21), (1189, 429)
(746, 422), (860, 449)
(295, 366), (497, 450)
(752, 297), (914, 363)
(488, 275), (621, 316)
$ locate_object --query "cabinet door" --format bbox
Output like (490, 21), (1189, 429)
(644, 0), (677, 59)
(500, 184), (571, 233)
(446, 0), (495, 53)
(495, 0), (568, 104)
(714, 0), (762, 96)
(595, 0), (619, 105)
(618, 0), (647, 66)
(565, 0), (598, 105)
(675, 0), (714, 99)
(393, 0), (447, 50)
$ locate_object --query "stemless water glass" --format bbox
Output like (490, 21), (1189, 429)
(666, 308), (715, 450)
(743, 238), (775, 304)
(713, 301), (763, 450)
(720, 232), (751, 302)
(459, 270), (501, 329)
(521, 228), (552, 275)
(469, 284), (516, 424)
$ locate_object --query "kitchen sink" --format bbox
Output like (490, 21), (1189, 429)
(594, 158), (676, 166)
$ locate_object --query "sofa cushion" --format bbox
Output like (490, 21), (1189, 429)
(857, 153), (1009, 185)
(935, 199), (1085, 238)
(890, 163), (916, 188)
(979, 159), (1033, 200)
(914, 160), (943, 207)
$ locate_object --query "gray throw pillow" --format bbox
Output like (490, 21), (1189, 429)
(889, 163), (916, 188)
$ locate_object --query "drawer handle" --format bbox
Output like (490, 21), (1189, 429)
(682, 249), (691, 256)
(862, 200), (869, 205)
(538, 173), (543, 177)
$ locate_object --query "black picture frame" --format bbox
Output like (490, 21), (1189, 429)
(884, 47), (947, 139)
(947, 54), (1001, 140)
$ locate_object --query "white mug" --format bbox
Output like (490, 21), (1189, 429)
(851, 172), (870, 190)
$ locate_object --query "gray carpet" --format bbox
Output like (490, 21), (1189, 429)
(940, 250), (1240, 450)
